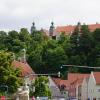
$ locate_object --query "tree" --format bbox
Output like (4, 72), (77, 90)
(31, 31), (45, 43)
(19, 28), (31, 50)
(5, 30), (23, 53)
(0, 51), (22, 93)
(70, 22), (81, 54)
(93, 28), (100, 43)
(62, 36), (73, 56)
(33, 76), (51, 98)
(87, 28), (100, 67)
(0, 31), (7, 50)
(70, 23), (94, 67)
(79, 25), (93, 54)
(58, 32), (67, 44)
(28, 46), (44, 73)
(44, 46), (68, 73)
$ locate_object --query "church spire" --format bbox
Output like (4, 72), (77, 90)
(49, 22), (55, 36)
(77, 22), (81, 32)
(31, 22), (36, 34)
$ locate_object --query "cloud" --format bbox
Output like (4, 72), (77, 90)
(0, 0), (100, 31)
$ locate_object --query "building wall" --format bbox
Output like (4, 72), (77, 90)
(94, 85), (100, 100)
(88, 72), (100, 100)
(88, 73), (96, 100)
(77, 85), (82, 100)
(69, 83), (77, 98)
(81, 79), (88, 100)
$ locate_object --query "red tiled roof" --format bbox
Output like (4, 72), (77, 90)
(52, 73), (89, 86)
(56, 23), (100, 35)
(52, 78), (61, 86)
(60, 80), (70, 90)
(12, 60), (35, 80)
(56, 25), (76, 35)
(77, 78), (84, 85)
(60, 80), (70, 86)
(68, 73), (89, 85)
(93, 72), (100, 85)
(52, 78), (70, 90)
(88, 24), (100, 32)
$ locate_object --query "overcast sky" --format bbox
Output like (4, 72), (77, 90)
(0, 0), (100, 31)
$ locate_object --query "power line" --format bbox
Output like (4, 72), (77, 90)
(25, 72), (60, 78)
(61, 65), (100, 69)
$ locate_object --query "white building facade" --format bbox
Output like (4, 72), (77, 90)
(81, 77), (89, 100)
(87, 72), (100, 100)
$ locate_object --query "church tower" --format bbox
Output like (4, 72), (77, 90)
(77, 22), (81, 32)
(31, 22), (36, 34)
(49, 22), (55, 37)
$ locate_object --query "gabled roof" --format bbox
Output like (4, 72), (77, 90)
(52, 78), (70, 86)
(68, 73), (89, 84)
(52, 78), (61, 86)
(52, 73), (89, 89)
(49, 77), (63, 97)
(52, 77), (70, 90)
(12, 60), (35, 80)
(60, 80), (70, 86)
(93, 72), (100, 85)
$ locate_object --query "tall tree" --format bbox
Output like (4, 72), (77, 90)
(5, 30), (24, 53)
(79, 25), (93, 54)
(19, 28), (31, 50)
(44, 46), (68, 73)
(0, 31), (7, 50)
(0, 51), (22, 93)
(70, 22), (81, 54)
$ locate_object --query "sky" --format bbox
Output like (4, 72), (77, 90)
(0, 0), (100, 31)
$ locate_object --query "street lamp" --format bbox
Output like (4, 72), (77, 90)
(58, 72), (61, 77)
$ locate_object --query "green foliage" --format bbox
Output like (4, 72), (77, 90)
(31, 76), (51, 98)
(0, 51), (22, 93)
(93, 28), (100, 43)
(0, 23), (100, 76)
(0, 31), (7, 50)
(44, 47), (68, 71)
(58, 32), (67, 44)
(28, 46), (44, 73)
